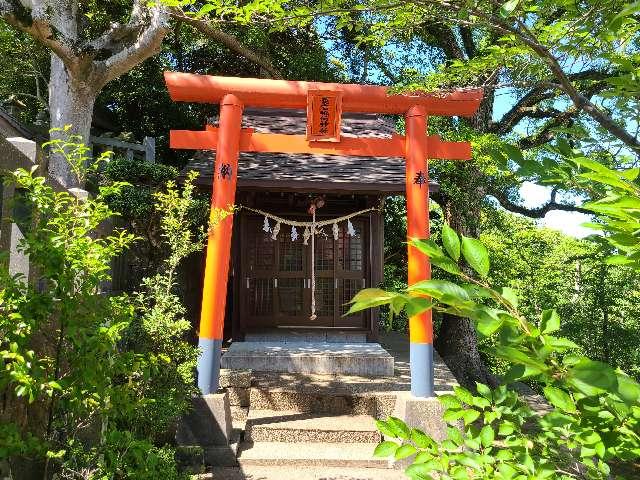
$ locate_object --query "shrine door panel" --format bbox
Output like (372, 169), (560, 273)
(241, 215), (367, 330)
(242, 216), (310, 329)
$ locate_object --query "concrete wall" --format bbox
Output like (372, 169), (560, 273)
(0, 136), (40, 280)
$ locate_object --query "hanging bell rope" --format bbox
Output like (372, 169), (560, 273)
(310, 207), (317, 321)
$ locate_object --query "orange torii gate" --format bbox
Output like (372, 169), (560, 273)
(165, 72), (482, 397)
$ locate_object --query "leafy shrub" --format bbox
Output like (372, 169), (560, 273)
(0, 138), (219, 479)
(351, 218), (640, 478)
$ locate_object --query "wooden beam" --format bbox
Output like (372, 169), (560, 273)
(165, 72), (483, 117)
(170, 128), (472, 160)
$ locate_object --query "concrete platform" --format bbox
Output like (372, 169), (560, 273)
(245, 330), (368, 343)
(203, 465), (408, 479)
(221, 342), (394, 376)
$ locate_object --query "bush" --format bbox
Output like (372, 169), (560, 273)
(351, 158), (640, 480)
(0, 137), (222, 478)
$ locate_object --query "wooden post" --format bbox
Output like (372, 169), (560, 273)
(197, 94), (243, 394)
(405, 106), (434, 398)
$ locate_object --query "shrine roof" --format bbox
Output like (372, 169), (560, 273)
(181, 108), (437, 194)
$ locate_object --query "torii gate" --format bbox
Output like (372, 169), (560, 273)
(164, 72), (482, 398)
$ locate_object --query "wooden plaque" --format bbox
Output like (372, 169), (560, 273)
(306, 90), (342, 142)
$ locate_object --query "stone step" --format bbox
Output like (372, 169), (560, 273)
(221, 342), (394, 376)
(245, 330), (368, 344)
(205, 465), (407, 479)
(245, 410), (382, 443)
(237, 441), (388, 468)
(250, 387), (382, 416)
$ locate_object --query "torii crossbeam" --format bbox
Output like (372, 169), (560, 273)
(164, 72), (483, 398)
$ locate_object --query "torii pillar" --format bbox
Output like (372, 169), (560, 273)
(164, 72), (482, 397)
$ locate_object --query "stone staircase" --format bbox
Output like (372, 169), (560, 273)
(221, 368), (397, 470)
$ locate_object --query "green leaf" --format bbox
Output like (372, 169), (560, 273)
(387, 416), (411, 440)
(408, 279), (470, 301)
(568, 359), (618, 396)
(442, 224), (460, 261)
(462, 409), (481, 425)
(454, 386), (475, 405)
(543, 386), (577, 413)
(499, 287), (518, 309)
(395, 443), (418, 460)
(502, 143), (524, 163)
(405, 462), (435, 479)
(438, 394), (462, 409)
(412, 428), (436, 449)
(480, 425), (495, 447)
(374, 441), (399, 457)
(476, 383), (492, 400)
(461, 236), (490, 278)
(540, 309), (560, 334)
(431, 256), (462, 275)
(376, 419), (397, 438)
(411, 239), (445, 258)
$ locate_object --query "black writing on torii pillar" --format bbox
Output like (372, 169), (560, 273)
(219, 163), (233, 180)
(413, 170), (428, 188)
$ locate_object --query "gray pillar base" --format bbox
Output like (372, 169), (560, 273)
(176, 393), (233, 446)
(392, 391), (449, 442)
(198, 337), (222, 394)
(410, 342), (434, 397)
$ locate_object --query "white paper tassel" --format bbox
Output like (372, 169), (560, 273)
(271, 222), (281, 240)
(347, 219), (356, 237)
(291, 225), (299, 241)
(303, 226), (311, 245)
(332, 222), (339, 240)
(262, 216), (271, 233)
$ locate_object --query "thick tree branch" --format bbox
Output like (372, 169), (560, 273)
(459, 26), (475, 58)
(491, 85), (556, 135)
(95, 5), (170, 86)
(489, 186), (591, 218)
(466, 6), (640, 154)
(422, 23), (465, 60)
(1, 1), (76, 68)
(172, 10), (283, 79)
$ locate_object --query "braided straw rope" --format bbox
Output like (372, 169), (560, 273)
(238, 206), (378, 227)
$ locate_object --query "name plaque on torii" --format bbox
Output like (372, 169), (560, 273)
(164, 72), (483, 398)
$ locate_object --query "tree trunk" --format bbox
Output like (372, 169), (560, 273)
(435, 313), (496, 389)
(434, 185), (498, 390)
(47, 55), (98, 188)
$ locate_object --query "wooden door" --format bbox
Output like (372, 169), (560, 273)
(241, 214), (368, 330)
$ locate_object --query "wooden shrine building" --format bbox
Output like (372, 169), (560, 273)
(166, 72), (481, 398)
(182, 107), (436, 342)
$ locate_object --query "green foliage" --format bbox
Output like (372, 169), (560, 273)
(481, 210), (640, 378)
(101, 159), (209, 292)
(352, 219), (640, 478)
(0, 138), (208, 478)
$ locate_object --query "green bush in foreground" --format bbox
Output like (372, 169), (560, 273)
(0, 134), (222, 478)
(351, 154), (640, 480)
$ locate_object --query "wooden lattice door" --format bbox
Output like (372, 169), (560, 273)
(241, 214), (367, 330)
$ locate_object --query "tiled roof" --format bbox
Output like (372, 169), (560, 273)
(181, 108), (436, 194)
